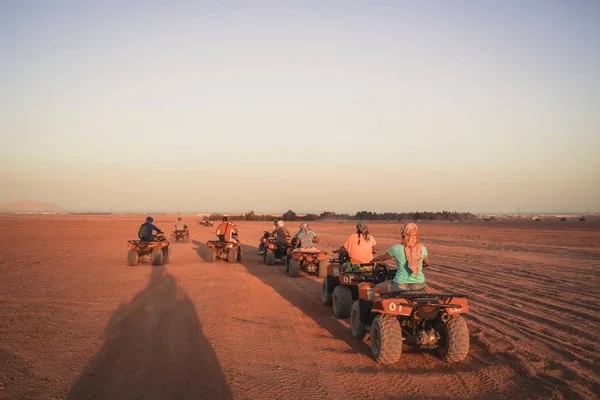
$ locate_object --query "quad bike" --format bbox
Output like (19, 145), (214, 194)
(198, 220), (214, 227)
(127, 233), (172, 266)
(322, 250), (394, 319)
(171, 225), (190, 243)
(206, 233), (242, 263)
(263, 232), (291, 265)
(351, 282), (470, 365)
(285, 237), (328, 278)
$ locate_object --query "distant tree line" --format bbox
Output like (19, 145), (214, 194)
(204, 210), (477, 222)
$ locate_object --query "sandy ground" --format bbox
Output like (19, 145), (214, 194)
(0, 215), (599, 400)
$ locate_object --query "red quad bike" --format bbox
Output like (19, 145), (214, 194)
(322, 250), (395, 319)
(351, 282), (470, 365)
(263, 231), (291, 266)
(285, 237), (328, 278)
(127, 233), (172, 266)
(206, 233), (242, 263)
(171, 225), (190, 243)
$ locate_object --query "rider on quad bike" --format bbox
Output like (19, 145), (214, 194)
(175, 216), (187, 231)
(292, 222), (320, 250)
(371, 222), (429, 295)
(172, 216), (189, 243)
(138, 216), (164, 241)
(216, 216), (239, 243)
(259, 219), (281, 255)
(337, 222), (377, 272)
(352, 223), (471, 365)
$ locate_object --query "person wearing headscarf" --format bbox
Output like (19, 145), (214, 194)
(273, 220), (291, 245)
(259, 220), (291, 255)
(293, 222), (320, 250)
(337, 222), (377, 271)
(371, 222), (429, 295)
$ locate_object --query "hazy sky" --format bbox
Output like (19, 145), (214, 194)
(1, 0), (599, 213)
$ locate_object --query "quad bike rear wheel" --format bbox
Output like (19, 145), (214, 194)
(163, 247), (172, 264)
(321, 279), (332, 305)
(227, 247), (237, 263)
(332, 285), (353, 318)
(436, 315), (469, 363)
(351, 300), (366, 340)
(371, 315), (403, 365)
(266, 249), (275, 265)
(318, 260), (328, 278)
(127, 250), (139, 266)
(184, 235), (189, 243)
(289, 259), (300, 277)
(207, 247), (216, 262)
(152, 249), (164, 266)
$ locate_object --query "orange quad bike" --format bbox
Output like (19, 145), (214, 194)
(171, 225), (190, 243)
(206, 233), (242, 263)
(285, 237), (328, 278)
(127, 233), (172, 266)
(351, 283), (470, 365)
(263, 233), (291, 266)
(322, 250), (395, 319)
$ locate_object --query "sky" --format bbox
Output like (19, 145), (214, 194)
(1, 0), (599, 214)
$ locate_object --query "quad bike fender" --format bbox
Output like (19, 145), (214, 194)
(291, 252), (304, 261)
(335, 273), (361, 286)
(373, 299), (414, 317)
(317, 252), (328, 261)
(444, 297), (469, 315)
(207, 241), (239, 249)
(358, 282), (375, 301)
(327, 263), (341, 276)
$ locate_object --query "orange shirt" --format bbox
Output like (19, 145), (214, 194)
(343, 233), (376, 264)
(216, 221), (237, 241)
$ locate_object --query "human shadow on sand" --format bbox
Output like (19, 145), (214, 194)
(238, 243), (371, 357)
(68, 266), (231, 400)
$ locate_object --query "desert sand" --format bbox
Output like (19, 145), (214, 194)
(0, 215), (598, 400)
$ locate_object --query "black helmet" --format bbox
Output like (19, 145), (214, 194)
(146, 216), (153, 223)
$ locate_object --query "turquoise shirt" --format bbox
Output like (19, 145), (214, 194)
(387, 244), (428, 284)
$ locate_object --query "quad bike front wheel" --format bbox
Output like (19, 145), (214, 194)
(351, 300), (366, 340)
(436, 315), (470, 363)
(332, 285), (353, 318)
(127, 250), (139, 266)
(289, 259), (300, 277)
(152, 249), (164, 265)
(321, 279), (332, 305)
(371, 315), (403, 365)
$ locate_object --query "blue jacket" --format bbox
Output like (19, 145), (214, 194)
(141, 221), (162, 240)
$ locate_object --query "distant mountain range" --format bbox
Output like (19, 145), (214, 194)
(0, 200), (64, 212)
